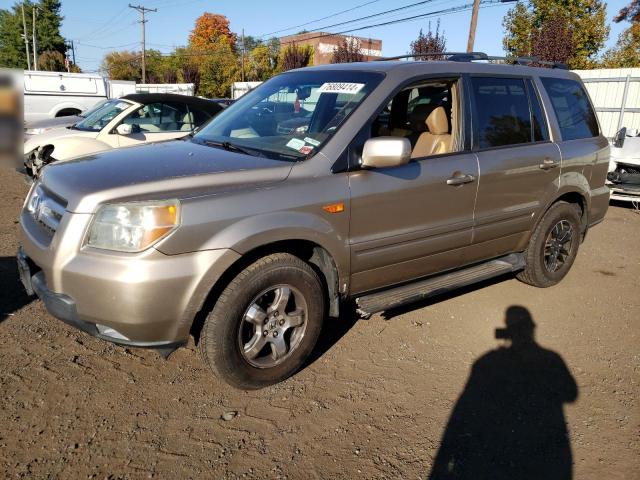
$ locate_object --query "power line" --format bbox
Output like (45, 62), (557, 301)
(260, 0), (381, 37)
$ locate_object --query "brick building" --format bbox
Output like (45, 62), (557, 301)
(280, 32), (383, 65)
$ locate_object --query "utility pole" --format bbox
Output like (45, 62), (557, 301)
(32, 6), (38, 70)
(70, 40), (76, 66)
(129, 4), (157, 83)
(241, 28), (245, 82)
(21, 3), (31, 70)
(466, 0), (480, 53)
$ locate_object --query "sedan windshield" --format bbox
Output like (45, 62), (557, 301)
(74, 99), (132, 132)
(193, 70), (384, 160)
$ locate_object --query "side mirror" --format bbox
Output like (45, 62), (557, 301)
(361, 137), (411, 169)
(116, 123), (133, 135)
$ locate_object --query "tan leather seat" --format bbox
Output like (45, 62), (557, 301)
(411, 106), (451, 158)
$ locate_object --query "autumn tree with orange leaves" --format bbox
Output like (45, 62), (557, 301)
(189, 13), (237, 52)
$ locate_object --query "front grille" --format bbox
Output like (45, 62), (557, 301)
(26, 183), (67, 234)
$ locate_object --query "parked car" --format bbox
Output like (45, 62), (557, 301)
(18, 57), (610, 389)
(607, 127), (640, 202)
(24, 99), (109, 139)
(23, 93), (224, 176)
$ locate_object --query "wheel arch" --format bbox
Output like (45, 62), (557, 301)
(191, 239), (343, 343)
(532, 188), (589, 245)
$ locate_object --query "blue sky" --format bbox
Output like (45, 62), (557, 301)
(3, 0), (632, 72)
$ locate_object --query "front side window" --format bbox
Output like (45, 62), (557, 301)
(471, 77), (533, 149)
(74, 99), (131, 132)
(371, 79), (460, 159)
(122, 102), (190, 133)
(194, 71), (384, 161)
(541, 77), (599, 140)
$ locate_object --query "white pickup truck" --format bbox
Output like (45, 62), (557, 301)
(23, 71), (136, 124)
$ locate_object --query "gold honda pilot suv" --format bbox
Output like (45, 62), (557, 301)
(18, 55), (610, 389)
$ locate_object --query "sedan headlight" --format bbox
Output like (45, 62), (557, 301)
(25, 127), (47, 136)
(87, 200), (180, 252)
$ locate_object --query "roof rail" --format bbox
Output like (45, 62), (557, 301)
(377, 51), (568, 69)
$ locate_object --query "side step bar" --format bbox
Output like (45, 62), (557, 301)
(355, 253), (525, 317)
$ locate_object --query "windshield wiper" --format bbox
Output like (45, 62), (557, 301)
(200, 139), (264, 157)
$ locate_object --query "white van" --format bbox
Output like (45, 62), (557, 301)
(23, 71), (135, 124)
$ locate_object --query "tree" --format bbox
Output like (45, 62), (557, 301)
(410, 20), (446, 60)
(530, 15), (575, 65)
(248, 42), (279, 80)
(330, 37), (364, 63)
(615, 0), (640, 23)
(37, 49), (65, 71)
(279, 43), (313, 71)
(0, 0), (67, 69)
(102, 50), (141, 81)
(601, 22), (640, 67)
(189, 13), (237, 52)
(197, 36), (239, 98)
(503, 0), (609, 69)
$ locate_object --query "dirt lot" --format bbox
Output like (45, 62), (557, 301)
(0, 165), (638, 479)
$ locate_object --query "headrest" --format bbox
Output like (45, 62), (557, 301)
(409, 103), (434, 129)
(425, 106), (448, 135)
(182, 111), (194, 123)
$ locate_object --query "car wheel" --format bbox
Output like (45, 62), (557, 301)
(199, 253), (325, 390)
(517, 201), (582, 288)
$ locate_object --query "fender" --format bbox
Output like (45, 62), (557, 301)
(161, 210), (350, 291)
(45, 136), (113, 162)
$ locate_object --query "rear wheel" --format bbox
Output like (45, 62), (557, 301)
(517, 201), (582, 287)
(199, 253), (325, 389)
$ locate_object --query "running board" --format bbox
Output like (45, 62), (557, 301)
(355, 253), (525, 317)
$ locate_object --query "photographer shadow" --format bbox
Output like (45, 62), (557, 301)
(0, 256), (33, 323)
(429, 306), (578, 480)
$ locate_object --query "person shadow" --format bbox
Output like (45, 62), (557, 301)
(429, 306), (578, 480)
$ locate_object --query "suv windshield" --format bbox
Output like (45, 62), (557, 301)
(74, 99), (132, 132)
(193, 70), (384, 160)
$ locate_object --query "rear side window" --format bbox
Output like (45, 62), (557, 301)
(541, 77), (599, 140)
(471, 77), (533, 148)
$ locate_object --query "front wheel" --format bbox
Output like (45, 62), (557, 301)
(517, 201), (582, 288)
(199, 253), (325, 389)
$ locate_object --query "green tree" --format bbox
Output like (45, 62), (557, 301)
(102, 50), (141, 81)
(248, 43), (278, 80)
(503, 0), (609, 68)
(601, 1), (640, 67)
(0, 0), (67, 69)
(278, 43), (313, 71)
(197, 36), (239, 98)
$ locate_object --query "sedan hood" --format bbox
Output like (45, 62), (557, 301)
(24, 126), (97, 154)
(40, 139), (295, 213)
(25, 115), (82, 131)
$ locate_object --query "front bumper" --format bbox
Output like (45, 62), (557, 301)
(19, 212), (241, 346)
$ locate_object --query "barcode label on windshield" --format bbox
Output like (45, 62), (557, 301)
(318, 82), (365, 95)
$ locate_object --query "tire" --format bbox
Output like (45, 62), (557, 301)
(517, 201), (582, 288)
(199, 253), (325, 390)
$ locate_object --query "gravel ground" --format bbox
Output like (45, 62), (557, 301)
(0, 165), (638, 479)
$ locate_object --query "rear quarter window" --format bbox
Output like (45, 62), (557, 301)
(541, 78), (599, 140)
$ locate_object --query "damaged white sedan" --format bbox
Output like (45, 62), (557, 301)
(607, 128), (640, 204)
(23, 93), (223, 177)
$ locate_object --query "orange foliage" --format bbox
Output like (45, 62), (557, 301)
(189, 13), (237, 51)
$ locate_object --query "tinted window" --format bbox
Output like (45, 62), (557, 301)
(541, 78), (599, 140)
(472, 77), (532, 148)
(526, 79), (549, 142)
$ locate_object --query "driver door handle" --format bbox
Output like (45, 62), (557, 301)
(539, 157), (559, 170)
(446, 173), (476, 186)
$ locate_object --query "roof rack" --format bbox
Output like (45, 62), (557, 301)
(377, 52), (568, 70)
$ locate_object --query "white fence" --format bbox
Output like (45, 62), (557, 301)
(574, 68), (640, 138)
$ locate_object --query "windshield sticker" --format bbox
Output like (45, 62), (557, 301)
(286, 138), (306, 151)
(304, 136), (321, 147)
(299, 145), (314, 155)
(318, 82), (365, 95)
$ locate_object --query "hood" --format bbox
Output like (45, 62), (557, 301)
(25, 115), (82, 132)
(40, 139), (295, 213)
(24, 126), (98, 154)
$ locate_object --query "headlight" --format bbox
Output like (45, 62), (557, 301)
(87, 200), (180, 252)
(25, 127), (47, 136)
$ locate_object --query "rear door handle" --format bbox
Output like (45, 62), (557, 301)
(539, 157), (559, 170)
(446, 174), (476, 186)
